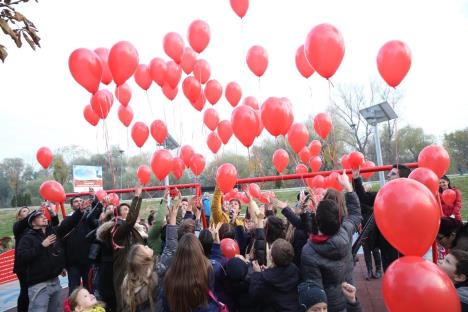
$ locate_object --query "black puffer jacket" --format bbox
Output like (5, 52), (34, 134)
(281, 207), (312, 267)
(16, 209), (83, 286)
(301, 192), (361, 312)
(249, 263), (300, 312)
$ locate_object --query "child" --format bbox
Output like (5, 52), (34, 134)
(68, 287), (105, 312)
(249, 238), (300, 312)
(439, 249), (468, 311)
(298, 281), (361, 312)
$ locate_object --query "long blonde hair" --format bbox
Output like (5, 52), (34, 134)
(122, 244), (157, 312)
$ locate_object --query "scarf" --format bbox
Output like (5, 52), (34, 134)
(84, 306), (106, 312)
(310, 233), (331, 244)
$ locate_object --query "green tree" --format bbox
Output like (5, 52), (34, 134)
(53, 154), (69, 185)
(1, 158), (24, 207)
(444, 128), (468, 173)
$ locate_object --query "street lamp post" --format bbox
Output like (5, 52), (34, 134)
(359, 101), (398, 187)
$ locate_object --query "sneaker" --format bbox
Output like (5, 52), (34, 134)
(366, 270), (373, 281)
(373, 270), (383, 279)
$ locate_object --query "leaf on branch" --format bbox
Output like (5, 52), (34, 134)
(25, 27), (39, 46)
(0, 18), (15, 36)
(13, 11), (25, 22)
(12, 29), (21, 47)
(22, 29), (34, 49)
(0, 44), (7, 62)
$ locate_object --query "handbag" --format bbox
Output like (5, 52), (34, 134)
(208, 290), (229, 312)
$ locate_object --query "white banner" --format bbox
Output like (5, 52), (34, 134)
(73, 165), (103, 192)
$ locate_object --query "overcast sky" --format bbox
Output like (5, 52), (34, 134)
(1, 0), (467, 168)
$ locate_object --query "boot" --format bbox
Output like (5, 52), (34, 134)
(372, 248), (383, 279)
(366, 269), (373, 281)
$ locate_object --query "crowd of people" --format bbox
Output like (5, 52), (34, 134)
(10, 165), (465, 312)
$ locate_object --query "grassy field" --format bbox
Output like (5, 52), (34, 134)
(1, 175), (467, 241)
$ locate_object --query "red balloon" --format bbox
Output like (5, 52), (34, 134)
(418, 145), (450, 178)
(255, 111), (264, 137)
(309, 140), (322, 157)
(134, 64), (152, 90)
(96, 190), (107, 202)
(94, 48), (113, 85)
(313, 113), (332, 139)
(282, 98), (295, 132)
(108, 41), (139, 86)
(193, 59), (211, 84)
(216, 163), (238, 193)
(203, 108), (220, 131)
(261, 97), (293, 137)
(217, 120), (233, 144)
(204, 80), (223, 105)
(118, 105), (133, 127)
(207, 132), (222, 154)
(182, 76), (202, 103)
(375, 178), (440, 256)
(181, 47), (197, 74)
(166, 61), (182, 89)
(150, 120), (168, 145)
(348, 151), (364, 169)
(249, 183), (261, 199)
(295, 45), (315, 78)
(296, 164), (308, 174)
(179, 145), (195, 167)
(225, 82), (242, 107)
(188, 20), (210, 53)
(69, 48), (102, 94)
(383, 256), (460, 312)
(442, 189), (457, 206)
(298, 147), (311, 164)
(39, 180), (65, 202)
(340, 154), (351, 169)
(163, 32), (184, 64)
(361, 160), (376, 180)
(220, 238), (240, 259)
(131, 122), (149, 148)
(408, 167), (439, 195)
(189, 153), (206, 176)
(377, 40), (412, 88)
(91, 90), (113, 119)
(149, 57), (167, 87)
(230, 0), (249, 18)
(136, 165), (151, 185)
(115, 83), (132, 107)
(83, 104), (100, 126)
(273, 149), (289, 173)
(106, 193), (120, 206)
(240, 192), (250, 204)
(172, 157), (185, 180)
(309, 156), (322, 172)
(191, 93), (206, 112)
(36, 147), (53, 169)
(304, 23), (345, 79)
(243, 96), (259, 110)
(151, 149), (173, 180)
(287, 123), (309, 153)
(246, 45), (268, 77)
(231, 105), (259, 148)
(162, 82), (178, 101)
(309, 175), (325, 189)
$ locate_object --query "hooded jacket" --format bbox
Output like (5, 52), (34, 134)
(249, 263), (301, 312)
(16, 209), (83, 286)
(96, 196), (144, 312)
(301, 192), (361, 312)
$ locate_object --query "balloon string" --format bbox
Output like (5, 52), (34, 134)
(307, 81), (313, 101)
(146, 91), (154, 119)
(103, 121), (116, 188)
(391, 91), (400, 166)
(96, 126), (99, 155)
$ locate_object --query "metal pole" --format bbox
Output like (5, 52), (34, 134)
(165, 175), (171, 207)
(374, 124), (386, 187)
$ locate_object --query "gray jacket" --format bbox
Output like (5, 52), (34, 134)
(301, 192), (362, 312)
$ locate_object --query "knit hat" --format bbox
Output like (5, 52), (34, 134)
(28, 210), (44, 228)
(298, 280), (327, 312)
(226, 257), (248, 281)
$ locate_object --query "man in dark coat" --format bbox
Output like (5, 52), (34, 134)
(249, 238), (301, 312)
(352, 164), (411, 271)
(64, 194), (102, 294)
(16, 204), (85, 311)
(301, 171), (362, 312)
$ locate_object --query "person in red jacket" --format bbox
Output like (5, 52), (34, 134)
(439, 175), (463, 221)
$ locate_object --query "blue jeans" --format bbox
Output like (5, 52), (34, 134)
(67, 264), (90, 294)
(28, 277), (62, 312)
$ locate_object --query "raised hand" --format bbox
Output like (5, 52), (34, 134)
(270, 197), (288, 211)
(42, 234), (57, 247)
(134, 184), (143, 197)
(337, 170), (353, 192)
(341, 282), (357, 303)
